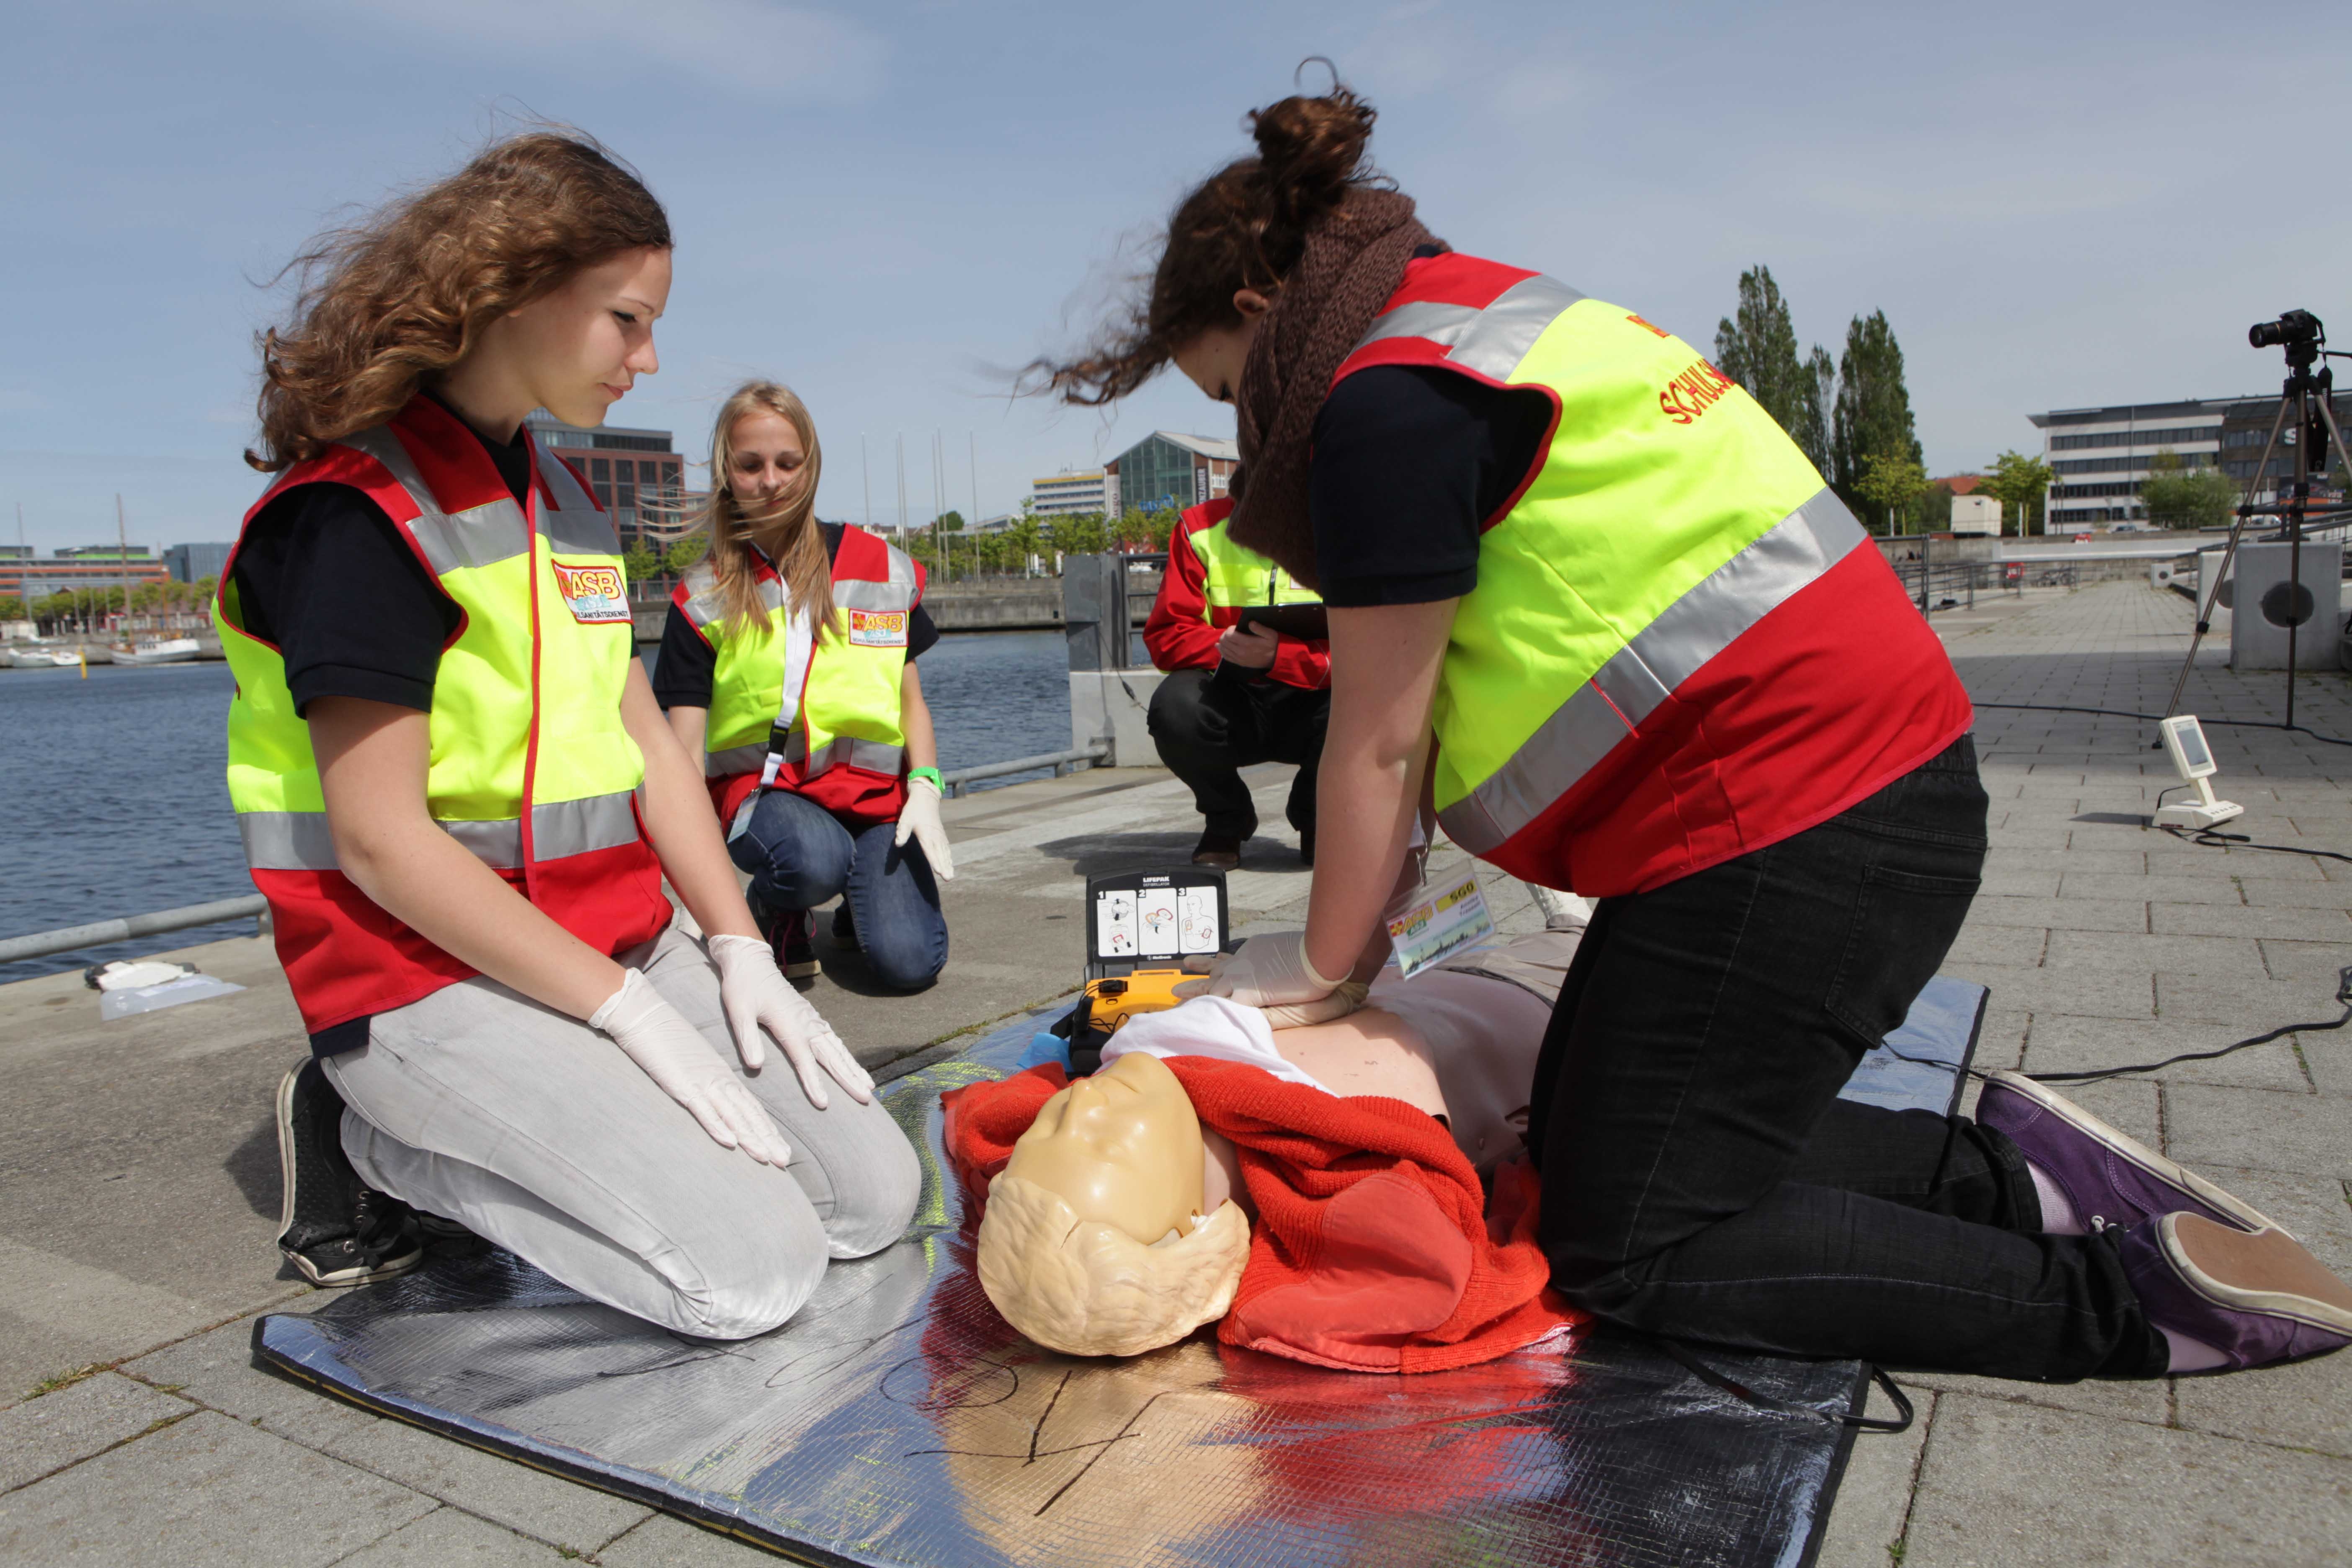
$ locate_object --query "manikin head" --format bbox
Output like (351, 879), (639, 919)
(976, 1052), (1249, 1357)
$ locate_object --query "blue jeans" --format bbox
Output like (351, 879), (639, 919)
(727, 787), (947, 991)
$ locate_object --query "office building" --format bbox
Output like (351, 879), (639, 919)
(2028, 394), (2351, 529)
(0, 554), (170, 601)
(1102, 431), (1238, 518)
(1029, 470), (1107, 517)
(524, 412), (690, 547)
(164, 542), (235, 583)
(53, 543), (153, 560)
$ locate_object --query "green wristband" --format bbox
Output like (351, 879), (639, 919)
(908, 766), (944, 792)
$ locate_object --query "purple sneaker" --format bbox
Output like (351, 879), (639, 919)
(2118, 1213), (2352, 1371)
(1978, 1070), (2283, 1236)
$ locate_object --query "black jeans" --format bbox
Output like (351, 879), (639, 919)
(1147, 667), (1330, 840)
(1529, 735), (2166, 1380)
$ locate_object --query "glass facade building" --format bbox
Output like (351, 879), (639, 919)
(1103, 431), (1238, 519)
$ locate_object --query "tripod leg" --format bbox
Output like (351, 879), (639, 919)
(2164, 396), (2292, 719)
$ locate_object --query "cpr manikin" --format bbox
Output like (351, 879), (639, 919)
(977, 1052), (1252, 1357)
(973, 925), (1580, 1360)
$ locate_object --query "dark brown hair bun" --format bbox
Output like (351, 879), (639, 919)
(1026, 71), (1390, 407)
(1249, 83), (1376, 232)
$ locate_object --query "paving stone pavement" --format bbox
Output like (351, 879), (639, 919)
(1, 580), (2347, 1565)
(1815, 580), (2352, 1568)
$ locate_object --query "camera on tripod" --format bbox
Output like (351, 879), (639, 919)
(2250, 309), (2323, 351)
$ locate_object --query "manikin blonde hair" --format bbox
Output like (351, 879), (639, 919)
(697, 380), (833, 633)
(977, 1174), (1250, 1357)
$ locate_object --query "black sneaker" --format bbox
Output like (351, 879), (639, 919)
(274, 1061), (422, 1287)
(1191, 832), (1243, 870)
(776, 908), (820, 980)
(750, 895), (820, 978)
(831, 901), (860, 953)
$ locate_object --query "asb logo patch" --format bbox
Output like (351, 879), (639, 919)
(551, 560), (631, 624)
(847, 608), (908, 647)
(1660, 360), (1736, 426)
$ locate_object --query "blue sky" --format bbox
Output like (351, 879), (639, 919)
(5, 0), (2348, 551)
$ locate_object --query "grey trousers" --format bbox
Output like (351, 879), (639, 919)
(321, 922), (923, 1340)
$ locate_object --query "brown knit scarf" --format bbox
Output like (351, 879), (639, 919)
(1227, 189), (1436, 585)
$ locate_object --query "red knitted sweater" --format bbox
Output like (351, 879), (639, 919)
(942, 1057), (1579, 1373)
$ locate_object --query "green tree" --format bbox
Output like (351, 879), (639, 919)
(0, 595), (24, 622)
(1003, 514), (1044, 575)
(937, 509), (965, 532)
(1856, 450), (1930, 535)
(622, 543), (661, 585)
(1049, 511), (1110, 558)
(1830, 311), (1921, 520)
(2141, 451), (2239, 530)
(1715, 266), (1813, 454)
(1981, 450), (2056, 536)
(663, 533), (708, 576)
(1796, 346), (1836, 477)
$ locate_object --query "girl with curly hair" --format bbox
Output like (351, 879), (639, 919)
(221, 131), (918, 1337)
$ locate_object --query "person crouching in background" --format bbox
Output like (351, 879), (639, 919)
(655, 382), (952, 989)
(1142, 495), (1330, 869)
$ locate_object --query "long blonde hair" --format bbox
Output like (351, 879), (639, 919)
(698, 381), (832, 635)
(249, 131), (669, 472)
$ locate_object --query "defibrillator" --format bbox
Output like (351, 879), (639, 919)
(1032, 868), (1231, 1074)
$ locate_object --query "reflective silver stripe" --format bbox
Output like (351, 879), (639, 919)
(239, 812), (526, 870)
(833, 579), (917, 611)
(531, 790), (643, 860)
(441, 819), (523, 869)
(798, 738), (907, 779)
(338, 428), (534, 575)
(239, 811), (342, 871)
(1353, 274), (1588, 383)
(536, 449), (623, 557)
(706, 743), (769, 778)
(1439, 487), (1868, 855)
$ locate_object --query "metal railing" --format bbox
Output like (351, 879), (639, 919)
(0, 746), (1121, 964)
(939, 745), (1109, 798)
(0, 895), (268, 967)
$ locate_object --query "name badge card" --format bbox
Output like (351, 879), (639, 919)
(1386, 869), (1495, 980)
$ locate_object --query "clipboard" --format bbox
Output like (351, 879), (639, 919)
(1234, 603), (1329, 642)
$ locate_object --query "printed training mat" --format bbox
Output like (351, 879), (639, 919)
(255, 976), (1986, 1567)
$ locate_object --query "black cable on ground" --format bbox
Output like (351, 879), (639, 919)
(1880, 819), (2352, 1086)
(1973, 701), (2352, 748)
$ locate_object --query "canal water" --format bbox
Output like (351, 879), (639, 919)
(0, 630), (1085, 981)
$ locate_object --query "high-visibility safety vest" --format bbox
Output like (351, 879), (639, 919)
(216, 395), (672, 1035)
(1184, 500), (1322, 624)
(1333, 253), (1973, 896)
(673, 526), (923, 830)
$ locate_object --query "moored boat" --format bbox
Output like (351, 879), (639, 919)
(108, 637), (201, 665)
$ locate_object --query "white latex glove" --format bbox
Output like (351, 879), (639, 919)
(892, 776), (955, 879)
(1173, 930), (1346, 1009)
(589, 969), (794, 1167)
(707, 933), (874, 1111)
(1259, 980), (1372, 1029)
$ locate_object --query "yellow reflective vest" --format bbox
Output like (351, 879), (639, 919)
(217, 395), (669, 1033)
(672, 525), (923, 828)
(1328, 254), (1973, 895)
